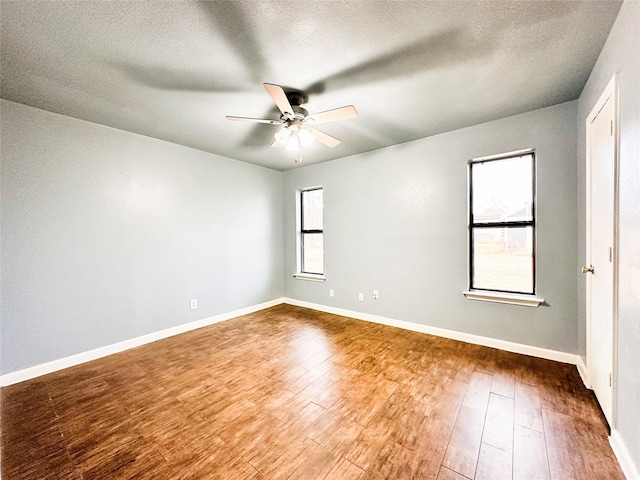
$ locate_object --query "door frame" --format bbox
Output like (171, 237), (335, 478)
(585, 73), (619, 426)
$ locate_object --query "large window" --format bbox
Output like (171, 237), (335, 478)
(469, 151), (536, 295)
(299, 187), (324, 276)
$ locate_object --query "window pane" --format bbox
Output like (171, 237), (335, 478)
(472, 155), (533, 224)
(302, 233), (324, 274)
(472, 226), (533, 293)
(302, 189), (323, 230)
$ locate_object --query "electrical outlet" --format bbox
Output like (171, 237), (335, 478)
(358, 293), (364, 302)
(190, 299), (197, 310)
(329, 289), (334, 297)
(373, 290), (379, 299)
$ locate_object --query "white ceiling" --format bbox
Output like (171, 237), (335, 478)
(1, 0), (622, 171)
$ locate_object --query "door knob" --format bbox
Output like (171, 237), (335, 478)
(582, 265), (595, 274)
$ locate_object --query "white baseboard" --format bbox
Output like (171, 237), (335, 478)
(0, 298), (285, 387)
(610, 429), (640, 480)
(0, 296), (584, 385)
(576, 356), (590, 388)
(283, 298), (582, 366)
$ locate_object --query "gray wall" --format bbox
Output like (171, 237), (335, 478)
(283, 101), (578, 353)
(0, 100), (283, 374)
(577, 0), (640, 471)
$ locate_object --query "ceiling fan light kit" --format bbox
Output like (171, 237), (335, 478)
(227, 83), (357, 163)
(275, 125), (315, 149)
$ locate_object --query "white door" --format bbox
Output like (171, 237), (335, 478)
(585, 78), (616, 427)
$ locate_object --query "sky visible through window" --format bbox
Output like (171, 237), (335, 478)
(472, 155), (533, 222)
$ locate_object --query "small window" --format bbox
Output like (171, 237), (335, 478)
(468, 151), (536, 295)
(299, 187), (324, 276)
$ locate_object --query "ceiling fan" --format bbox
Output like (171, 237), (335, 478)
(227, 83), (357, 163)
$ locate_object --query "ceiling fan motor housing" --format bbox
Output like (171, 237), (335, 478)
(291, 105), (309, 119)
(286, 90), (308, 107)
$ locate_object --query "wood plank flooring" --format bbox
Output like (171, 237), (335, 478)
(1, 304), (624, 479)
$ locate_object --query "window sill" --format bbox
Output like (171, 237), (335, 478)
(463, 290), (544, 307)
(293, 273), (326, 282)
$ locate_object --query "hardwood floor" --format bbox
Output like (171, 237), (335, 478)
(1, 304), (624, 479)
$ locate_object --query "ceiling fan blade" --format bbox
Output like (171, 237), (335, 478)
(263, 83), (295, 117)
(309, 105), (358, 125)
(270, 139), (284, 147)
(226, 116), (282, 125)
(309, 128), (341, 148)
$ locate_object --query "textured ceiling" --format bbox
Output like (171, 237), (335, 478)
(0, 0), (622, 171)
